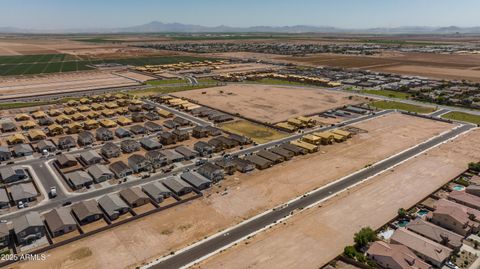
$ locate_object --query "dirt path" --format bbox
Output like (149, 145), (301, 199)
(196, 128), (480, 269)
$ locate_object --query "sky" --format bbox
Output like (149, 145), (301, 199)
(1, 0), (480, 30)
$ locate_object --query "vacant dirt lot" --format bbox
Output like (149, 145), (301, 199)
(197, 128), (480, 269)
(0, 71), (140, 99)
(12, 113), (452, 269)
(219, 120), (288, 144)
(174, 84), (367, 123)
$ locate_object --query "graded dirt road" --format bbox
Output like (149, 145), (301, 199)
(174, 84), (367, 123)
(196, 128), (480, 269)
(12, 113), (452, 269)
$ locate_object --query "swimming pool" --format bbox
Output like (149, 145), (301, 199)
(453, 185), (465, 191)
(417, 209), (429, 216)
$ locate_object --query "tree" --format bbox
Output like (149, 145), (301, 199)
(398, 208), (408, 218)
(354, 227), (377, 249)
(344, 245), (357, 259)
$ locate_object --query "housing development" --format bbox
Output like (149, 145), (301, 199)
(1, 2), (480, 269)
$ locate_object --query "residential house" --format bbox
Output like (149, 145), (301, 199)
(406, 218), (463, 250)
(101, 142), (121, 158)
(173, 117), (190, 126)
(65, 171), (94, 190)
(28, 129), (46, 141)
(128, 154), (152, 173)
(228, 134), (252, 145)
(159, 132), (177, 145)
(71, 200), (104, 225)
(159, 149), (184, 164)
(144, 121), (163, 133)
(56, 154), (78, 168)
(145, 150), (168, 168)
(115, 127), (132, 138)
(36, 140), (56, 153)
(269, 147), (294, 160)
(0, 189), (10, 209)
(448, 190), (480, 211)
(13, 212), (45, 245)
(430, 200), (479, 236)
(214, 159), (237, 175)
(0, 147), (11, 161)
(9, 182), (38, 204)
(145, 111), (160, 121)
(194, 141), (214, 157)
(57, 136), (76, 150)
(281, 143), (307, 155)
(87, 164), (114, 183)
(180, 172), (211, 190)
(163, 177), (193, 196)
(96, 127), (114, 141)
(79, 150), (103, 165)
(1, 122), (16, 133)
(390, 228), (452, 268)
(142, 182), (171, 203)
(38, 117), (54, 126)
(98, 194), (130, 221)
(131, 112), (145, 122)
(44, 208), (77, 237)
(130, 124), (146, 135)
(77, 131), (95, 146)
(47, 124), (64, 136)
(256, 150), (284, 163)
(174, 146), (197, 160)
(366, 241), (431, 269)
(163, 120), (178, 129)
(0, 166), (28, 183)
(121, 139), (140, 153)
(109, 161), (133, 178)
(197, 162), (224, 183)
(231, 157), (255, 173)
(119, 187), (150, 207)
(207, 137), (224, 152)
(192, 126), (209, 138)
(206, 126), (221, 136)
(216, 136), (238, 149)
(173, 129), (189, 141)
(0, 223), (9, 247)
(466, 185), (480, 197)
(12, 144), (33, 157)
(245, 155), (272, 170)
(140, 137), (162, 150)
(7, 134), (26, 145)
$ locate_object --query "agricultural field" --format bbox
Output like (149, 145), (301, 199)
(442, 111), (480, 125)
(219, 120), (288, 144)
(0, 53), (213, 76)
(174, 84), (367, 123)
(369, 100), (436, 114)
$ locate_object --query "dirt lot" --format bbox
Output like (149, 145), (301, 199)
(219, 120), (288, 144)
(174, 84), (367, 123)
(196, 128), (480, 269)
(11, 113), (452, 269)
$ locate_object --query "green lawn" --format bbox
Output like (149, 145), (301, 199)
(361, 89), (412, 99)
(441, 111), (480, 125)
(369, 100), (436, 114)
(146, 79), (186, 85)
(0, 101), (55, 110)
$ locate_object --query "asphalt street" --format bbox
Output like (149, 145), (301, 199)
(150, 123), (474, 269)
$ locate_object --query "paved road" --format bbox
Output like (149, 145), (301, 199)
(144, 100), (213, 127)
(150, 123), (474, 269)
(0, 110), (389, 221)
(429, 108), (451, 118)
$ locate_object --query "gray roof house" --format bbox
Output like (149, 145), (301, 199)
(231, 157), (255, 173)
(128, 154), (152, 173)
(115, 127), (132, 138)
(159, 149), (184, 164)
(0, 188), (9, 209)
(36, 140), (56, 153)
(174, 146), (198, 160)
(140, 137), (162, 150)
(79, 150), (103, 165)
(10, 182), (38, 204)
(245, 155), (272, 170)
(12, 144), (34, 157)
(101, 142), (121, 158)
(0, 146), (11, 161)
(109, 161), (133, 178)
(57, 136), (76, 150)
(192, 126), (209, 138)
(406, 218), (463, 250)
(172, 129), (189, 141)
(194, 141), (213, 157)
(2, 122), (16, 133)
(180, 172), (211, 190)
(65, 171), (94, 190)
(98, 194), (130, 221)
(214, 159), (237, 175)
(57, 154), (78, 168)
(0, 166), (28, 184)
(95, 127), (114, 141)
(77, 131), (95, 146)
(13, 211), (45, 245)
(44, 207), (77, 237)
(163, 177), (193, 196)
(87, 164), (114, 183)
(120, 139), (141, 153)
(280, 143), (307, 155)
(256, 150), (284, 163)
(71, 200), (103, 225)
(119, 187), (151, 207)
(197, 162), (224, 182)
(130, 124), (146, 135)
(144, 121), (163, 133)
(145, 150), (168, 168)
(142, 182), (171, 203)
(0, 223), (9, 247)
(269, 147), (294, 160)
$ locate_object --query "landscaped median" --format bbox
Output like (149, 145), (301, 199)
(368, 100), (436, 114)
(441, 111), (480, 125)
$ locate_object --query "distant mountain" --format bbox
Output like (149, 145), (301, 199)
(1, 21), (480, 34)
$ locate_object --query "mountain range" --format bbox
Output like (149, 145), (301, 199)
(1, 21), (480, 34)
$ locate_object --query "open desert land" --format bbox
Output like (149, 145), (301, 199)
(173, 84), (368, 123)
(10, 112), (454, 269)
(196, 127), (480, 269)
(0, 70), (153, 99)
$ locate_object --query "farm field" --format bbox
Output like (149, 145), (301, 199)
(369, 100), (437, 114)
(196, 128), (480, 269)
(219, 120), (288, 144)
(173, 84), (368, 123)
(13, 113), (453, 269)
(441, 111), (480, 125)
